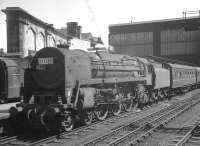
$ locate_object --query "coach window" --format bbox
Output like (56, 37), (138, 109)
(173, 71), (176, 78)
(176, 71), (179, 78)
(177, 72), (180, 78)
(147, 65), (153, 73)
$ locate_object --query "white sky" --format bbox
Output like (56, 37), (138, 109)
(0, 0), (200, 51)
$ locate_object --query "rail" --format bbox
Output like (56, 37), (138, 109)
(81, 96), (200, 146)
(1, 91), (199, 146)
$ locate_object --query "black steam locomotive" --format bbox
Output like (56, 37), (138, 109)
(15, 47), (200, 132)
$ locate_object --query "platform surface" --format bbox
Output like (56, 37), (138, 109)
(0, 102), (18, 112)
(0, 102), (18, 120)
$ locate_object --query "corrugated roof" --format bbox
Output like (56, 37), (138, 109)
(109, 16), (200, 27)
(168, 63), (196, 70)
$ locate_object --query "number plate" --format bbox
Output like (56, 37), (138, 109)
(38, 57), (54, 65)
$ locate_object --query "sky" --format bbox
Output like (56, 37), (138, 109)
(1, 0), (200, 51)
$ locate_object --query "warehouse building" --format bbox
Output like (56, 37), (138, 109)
(109, 16), (200, 65)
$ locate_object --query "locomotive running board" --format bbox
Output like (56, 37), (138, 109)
(79, 76), (147, 85)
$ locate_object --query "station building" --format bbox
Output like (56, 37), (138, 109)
(2, 7), (103, 57)
(2, 7), (69, 57)
(109, 17), (200, 65)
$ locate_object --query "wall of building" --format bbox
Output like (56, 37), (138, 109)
(69, 38), (91, 51)
(2, 7), (68, 57)
(109, 17), (200, 65)
(160, 29), (200, 55)
(109, 32), (153, 56)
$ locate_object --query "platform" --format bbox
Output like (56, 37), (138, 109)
(0, 102), (18, 113)
(0, 102), (18, 120)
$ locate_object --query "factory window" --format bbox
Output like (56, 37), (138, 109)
(120, 33), (126, 42)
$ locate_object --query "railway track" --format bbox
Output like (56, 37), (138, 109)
(165, 124), (200, 146)
(0, 99), (169, 145)
(0, 92), (199, 146)
(0, 136), (17, 144)
(28, 93), (200, 146)
(81, 95), (200, 146)
(0, 99), (163, 146)
(164, 118), (200, 146)
(21, 102), (167, 146)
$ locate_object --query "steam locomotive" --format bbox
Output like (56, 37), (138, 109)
(15, 47), (200, 132)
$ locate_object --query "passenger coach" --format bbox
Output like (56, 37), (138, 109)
(167, 63), (197, 92)
(0, 57), (29, 103)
